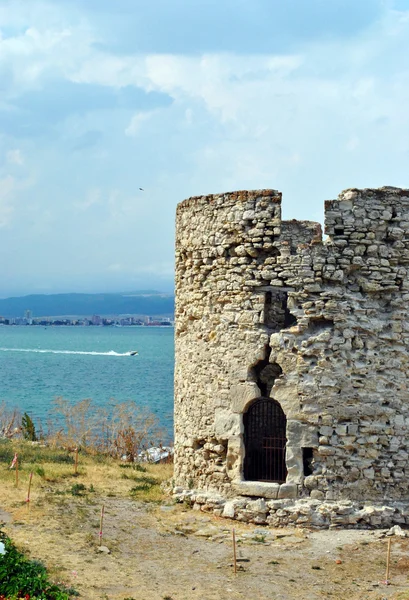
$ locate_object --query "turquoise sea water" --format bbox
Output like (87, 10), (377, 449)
(0, 326), (174, 438)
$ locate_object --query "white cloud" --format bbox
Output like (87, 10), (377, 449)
(0, 15), (95, 95)
(1, 0), (409, 294)
(107, 261), (174, 277)
(125, 110), (157, 136)
(75, 187), (102, 211)
(346, 137), (360, 151)
(51, 6), (409, 171)
(6, 149), (24, 165)
(107, 263), (123, 272)
(0, 175), (16, 227)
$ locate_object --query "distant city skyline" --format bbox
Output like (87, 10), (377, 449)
(0, 314), (173, 327)
(1, 0), (409, 296)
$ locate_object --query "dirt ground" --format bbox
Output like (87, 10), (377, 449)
(2, 494), (409, 600)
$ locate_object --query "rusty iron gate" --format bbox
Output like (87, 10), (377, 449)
(243, 397), (287, 483)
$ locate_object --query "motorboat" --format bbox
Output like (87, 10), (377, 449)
(129, 350), (138, 356)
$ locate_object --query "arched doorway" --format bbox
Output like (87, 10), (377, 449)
(243, 398), (287, 483)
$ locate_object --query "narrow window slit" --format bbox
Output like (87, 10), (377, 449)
(303, 448), (314, 476)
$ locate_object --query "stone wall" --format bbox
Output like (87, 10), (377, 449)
(174, 187), (409, 525)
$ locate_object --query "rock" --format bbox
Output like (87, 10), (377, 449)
(387, 525), (407, 537)
(222, 501), (236, 519)
(160, 505), (177, 513)
(278, 484), (297, 499)
(194, 525), (220, 537)
(97, 546), (110, 554)
(247, 498), (267, 513)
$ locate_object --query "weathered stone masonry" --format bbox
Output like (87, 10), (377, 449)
(174, 187), (409, 528)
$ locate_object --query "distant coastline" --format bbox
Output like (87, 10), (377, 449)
(0, 318), (174, 327)
(0, 290), (175, 320)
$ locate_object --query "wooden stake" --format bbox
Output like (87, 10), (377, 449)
(74, 448), (79, 475)
(26, 472), (33, 503)
(232, 528), (237, 575)
(15, 457), (19, 488)
(385, 538), (392, 584)
(99, 505), (105, 546)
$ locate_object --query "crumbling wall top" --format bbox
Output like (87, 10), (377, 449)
(325, 186), (409, 236)
(281, 219), (323, 248)
(176, 189), (281, 214)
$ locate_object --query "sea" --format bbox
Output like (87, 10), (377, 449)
(0, 326), (174, 440)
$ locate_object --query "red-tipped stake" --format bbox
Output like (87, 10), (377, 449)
(385, 538), (392, 584)
(99, 505), (105, 546)
(232, 528), (237, 575)
(380, 538), (392, 585)
(26, 472), (33, 503)
(10, 452), (18, 487)
(74, 448), (78, 475)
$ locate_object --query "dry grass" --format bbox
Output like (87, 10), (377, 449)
(4, 441), (409, 600)
(0, 439), (175, 599)
(0, 439), (173, 519)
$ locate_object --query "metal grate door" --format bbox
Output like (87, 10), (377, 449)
(243, 398), (287, 483)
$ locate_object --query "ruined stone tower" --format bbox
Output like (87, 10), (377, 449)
(174, 187), (409, 527)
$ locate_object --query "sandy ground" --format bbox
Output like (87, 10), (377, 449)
(2, 495), (409, 600)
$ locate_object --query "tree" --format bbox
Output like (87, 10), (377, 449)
(21, 413), (38, 441)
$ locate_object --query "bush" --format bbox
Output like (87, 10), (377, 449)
(21, 413), (38, 442)
(0, 529), (77, 599)
(46, 398), (164, 461)
(70, 483), (87, 496)
(119, 463), (147, 472)
(129, 475), (158, 494)
(1, 399), (167, 464)
(0, 404), (21, 440)
(35, 466), (45, 477)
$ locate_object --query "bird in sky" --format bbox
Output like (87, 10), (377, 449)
(139, 188), (144, 191)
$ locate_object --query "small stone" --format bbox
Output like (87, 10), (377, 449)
(222, 501), (236, 519)
(386, 525), (406, 537)
(97, 546), (110, 554)
(194, 525), (220, 537)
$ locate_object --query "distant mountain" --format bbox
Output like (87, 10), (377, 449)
(0, 291), (175, 318)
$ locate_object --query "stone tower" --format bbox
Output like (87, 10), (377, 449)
(174, 187), (409, 527)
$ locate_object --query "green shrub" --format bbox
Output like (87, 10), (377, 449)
(70, 483), (86, 496)
(119, 463), (147, 472)
(0, 529), (77, 599)
(130, 483), (152, 493)
(0, 442), (14, 465)
(135, 464), (147, 472)
(129, 475), (158, 494)
(21, 413), (38, 442)
(49, 454), (74, 464)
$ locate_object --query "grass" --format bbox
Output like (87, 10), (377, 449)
(0, 439), (173, 598)
(0, 439), (172, 504)
(0, 439), (74, 465)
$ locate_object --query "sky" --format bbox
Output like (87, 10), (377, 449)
(1, 0), (409, 297)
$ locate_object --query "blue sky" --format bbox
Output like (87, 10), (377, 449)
(1, 0), (409, 296)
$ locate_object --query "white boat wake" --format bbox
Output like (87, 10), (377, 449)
(0, 348), (135, 357)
